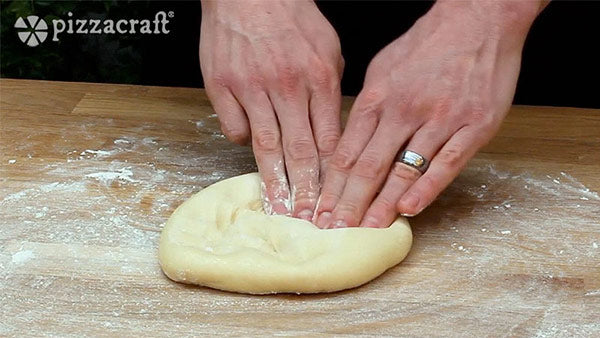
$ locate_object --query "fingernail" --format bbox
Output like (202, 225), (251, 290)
(332, 220), (347, 228)
(297, 209), (313, 222)
(360, 216), (380, 228)
(316, 211), (332, 228)
(401, 205), (425, 217)
(400, 194), (420, 213)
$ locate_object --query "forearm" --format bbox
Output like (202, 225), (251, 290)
(412, 0), (547, 57)
(431, 0), (547, 38)
(201, 0), (314, 13)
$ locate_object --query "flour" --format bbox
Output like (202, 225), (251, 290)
(1, 117), (597, 336)
(11, 250), (34, 265)
(142, 137), (157, 145)
(437, 161), (600, 291)
(86, 167), (138, 184)
(190, 119), (205, 128)
(0, 128), (249, 255)
(81, 149), (113, 157)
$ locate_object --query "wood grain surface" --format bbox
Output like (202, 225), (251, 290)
(1, 79), (599, 336)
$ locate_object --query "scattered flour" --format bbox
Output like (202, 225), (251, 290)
(86, 167), (138, 184)
(142, 137), (157, 145)
(81, 149), (113, 157)
(11, 250), (34, 265)
(1, 118), (597, 336)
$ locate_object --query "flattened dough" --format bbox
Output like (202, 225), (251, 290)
(158, 173), (412, 294)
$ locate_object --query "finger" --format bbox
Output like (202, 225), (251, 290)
(360, 121), (458, 228)
(314, 90), (382, 228)
(328, 115), (417, 228)
(397, 126), (486, 216)
(269, 89), (320, 221)
(205, 86), (250, 145)
(309, 81), (342, 183)
(240, 91), (291, 215)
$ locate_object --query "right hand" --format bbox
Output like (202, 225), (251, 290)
(200, 0), (344, 220)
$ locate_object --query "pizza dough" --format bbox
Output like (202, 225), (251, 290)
(158, 173), (412, 294)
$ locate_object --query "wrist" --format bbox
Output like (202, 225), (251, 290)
(431, 0), (540, 38)
(421, 0), (542, 55)
(201, 0), (316, 13)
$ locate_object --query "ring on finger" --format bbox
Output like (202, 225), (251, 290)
(395, 150), (429, 174)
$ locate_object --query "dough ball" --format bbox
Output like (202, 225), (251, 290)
(158, 173), (412, 294)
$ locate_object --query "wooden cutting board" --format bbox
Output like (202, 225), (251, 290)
(1, 79), (598, 336)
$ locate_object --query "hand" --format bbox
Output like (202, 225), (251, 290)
(200, 0), (343, 220)
(315, 0), (540, 228)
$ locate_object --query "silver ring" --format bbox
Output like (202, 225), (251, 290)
(395, 150), (429, 174)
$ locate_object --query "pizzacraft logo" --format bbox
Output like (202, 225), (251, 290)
(14, 11), (173, 47)
(14, 15), (48, 47)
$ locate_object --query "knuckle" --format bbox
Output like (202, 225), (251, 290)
(330, 146), (356, 171)
(336, 201), (360, 217)
(354, 91), (383, 121)
(293, 188), (318, 205)
(262, 173), (288, 192)
(360, 88), (382, 104)
(352, 153), (384, 180)
(253, 128), (281, 152)
(437, 145), (466, 169)
(355, 104), (380, 124)
(338, 56), (345, 73)
(467, 99), (488, 120)
(316, 132), (340, 156)
(430, 97), (454, 121)
(246, 71), (266, 91)
(465, 99), (499, 131)
(310, 61), (336, 89)
(207, 71), (231, 88)
(477, 112), (498, 134)
(274, 63), (301, 93)
(418, 174), (438, 194)
(221, 125), (249, 145)
(360, 85), (388, 103)
(374, 195), (396, 211)
(390, 162), (422, 182)
(285, 137), (317, 161)
(316, 192), (339, 212)
(387, 108), (409, 127)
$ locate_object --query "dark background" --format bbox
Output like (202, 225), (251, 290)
(1, 0), (598, 108)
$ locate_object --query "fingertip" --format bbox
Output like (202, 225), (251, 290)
(359, 215), (381, 228)
(295, 209), (314, 222)
(397, 192), (421, 216)
(331, 220), (348, 229)
(330, 210), (359, 228)
(315, 211), (333, 229)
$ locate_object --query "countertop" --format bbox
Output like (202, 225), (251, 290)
(1, 79), (599, 336)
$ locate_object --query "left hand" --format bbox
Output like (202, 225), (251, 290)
(314, 0), (540, 228)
